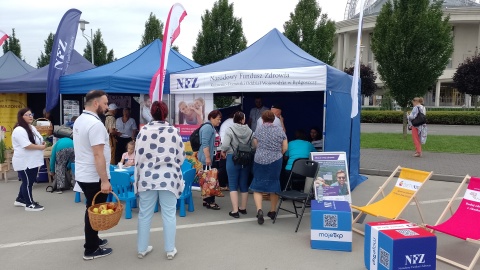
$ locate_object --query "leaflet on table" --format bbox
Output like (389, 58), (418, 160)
(311, 152), (352, 203)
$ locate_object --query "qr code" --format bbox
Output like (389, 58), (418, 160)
(323, 214), (338, 228)
(395, 229), (419, 237)
(380, 248), (390, 268)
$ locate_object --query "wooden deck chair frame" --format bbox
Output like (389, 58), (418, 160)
(425, 175), (480, 270)
(351, 166), (433, 235)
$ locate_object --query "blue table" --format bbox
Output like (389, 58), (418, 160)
(112, 166), (134, 176)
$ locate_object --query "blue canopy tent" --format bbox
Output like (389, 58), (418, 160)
(59, 39), (200, 94)
(0, 50), (94, 93)
(0, 51), (36, 79)
(171, 28), (365, 189)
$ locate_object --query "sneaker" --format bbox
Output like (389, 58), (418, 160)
(83, 247), (112, 260)
(138, 246), (153, 259)
(14, 199), (26, 207)
(166, 248), (177, 260)
(99, 239), (108, 248)
(25, 203), (44, 211)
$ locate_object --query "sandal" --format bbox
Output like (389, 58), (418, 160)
(219, 187), (230, 191)
(238, 208), (247, 215)
(205, 203), (221, 210)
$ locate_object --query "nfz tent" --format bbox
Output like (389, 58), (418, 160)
(171, 28), (364, 189)
(60, 39), (199, 94)
(0, 50), (94, 93)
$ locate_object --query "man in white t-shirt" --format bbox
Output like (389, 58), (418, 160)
(255, 104), (285, 133)
(114, 107), (137, 164)
(73, 90), (113, 260)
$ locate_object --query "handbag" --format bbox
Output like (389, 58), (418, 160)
(230, 128), (254, 166)
(411, 107), (426, 127)
(196, 166), (222, 197)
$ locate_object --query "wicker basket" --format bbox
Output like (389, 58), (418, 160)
(32, 118), (53, 136)
(88, 191), (124, 231)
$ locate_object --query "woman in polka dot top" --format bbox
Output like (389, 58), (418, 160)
(134, 101), (185, 260)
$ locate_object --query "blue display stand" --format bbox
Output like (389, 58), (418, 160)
(310, 200), (352, 252)
(364, 220), (436, 270)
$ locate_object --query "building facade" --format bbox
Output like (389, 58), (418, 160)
(334, 0), (480, 107)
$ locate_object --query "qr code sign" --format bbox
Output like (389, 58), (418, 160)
(380, 248), (390, 269)
(395, 229), (419, 237)
(323, 214), (338, 228)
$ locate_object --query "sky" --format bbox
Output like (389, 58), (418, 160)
(0, 0), (349, 67)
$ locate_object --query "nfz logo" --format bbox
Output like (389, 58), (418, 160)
(54, 39), (68, 70)
(405, 254), (426, 265)
(176, 78), (199, 89)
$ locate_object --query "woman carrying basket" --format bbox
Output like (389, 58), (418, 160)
(134, 101), (185, 260)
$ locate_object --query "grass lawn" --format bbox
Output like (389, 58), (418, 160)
(360, 133), (480, 154)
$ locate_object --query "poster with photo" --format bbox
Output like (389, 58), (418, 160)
(62, 100), (80, 124)
(174, 94), (214, 142)
(310, 152), (352, 203)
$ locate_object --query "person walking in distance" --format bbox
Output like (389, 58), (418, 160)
(12, 108), (46, 211)
(73, 90), (113, 260)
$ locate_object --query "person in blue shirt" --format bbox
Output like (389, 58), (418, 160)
(49, 137), (74, 193)
(281, 129), (316, 190)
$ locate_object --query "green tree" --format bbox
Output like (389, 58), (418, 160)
(453, 55), (480, 108)
(371, 0), (453, 134)
(344, 64), (378, 97)
(192, 0), (247, 65)
(36, 33), (55, 68)
(283, 0), (336, 65)
(2, 28), (22, 59)
(83, 29), (115, 66)
(139, 12), (179, 52)
(139, 12), (164, 49)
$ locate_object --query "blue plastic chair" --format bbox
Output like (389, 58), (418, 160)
(70, 163), (83, 204)
(110, 171), (137, 219)
(181, 161), (193, 173)
(177, 168), (196, 217)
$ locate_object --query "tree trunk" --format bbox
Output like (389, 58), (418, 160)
(402, 107), (408, 139)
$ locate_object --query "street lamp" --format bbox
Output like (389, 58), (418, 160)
(79, 19), (94, 65)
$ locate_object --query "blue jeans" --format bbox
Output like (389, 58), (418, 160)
(226, 154), (250, 193)
(137, 190), (177, 253)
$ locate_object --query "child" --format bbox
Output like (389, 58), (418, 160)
(120, 141), (135, 167)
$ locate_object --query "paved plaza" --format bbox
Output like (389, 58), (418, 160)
(1, 124), (479, 269)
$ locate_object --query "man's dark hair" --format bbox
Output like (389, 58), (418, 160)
(85, 90), (107, 104)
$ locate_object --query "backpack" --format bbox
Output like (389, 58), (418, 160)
(411, 107), (426, 127)
(189, 123), (212, 152)
(230, 128), (254, 166)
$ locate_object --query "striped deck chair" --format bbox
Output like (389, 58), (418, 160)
(351, 166), (433, 235)
(425, 175), (480, 270)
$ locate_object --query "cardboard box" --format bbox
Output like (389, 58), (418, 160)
(364, 220), (436, 270)
(311, 200), (352, 251)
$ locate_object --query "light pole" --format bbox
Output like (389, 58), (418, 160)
(79, 19), (94, 65)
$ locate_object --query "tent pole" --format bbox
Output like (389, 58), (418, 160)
(322, 91), (326, 150)
(60, 94), (63, 125)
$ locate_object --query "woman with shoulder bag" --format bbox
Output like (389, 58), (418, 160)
(407, 97), (427, 157)
(220, 111), (255, 218)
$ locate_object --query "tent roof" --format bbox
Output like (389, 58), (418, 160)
(0, 51), (36, 79)
(60, 39), (200, 94)
(0, 50), (94, 93)
(176, 28), (325, 74)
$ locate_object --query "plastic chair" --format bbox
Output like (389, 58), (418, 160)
(110, 171), (137, 219)
(177, 168), (196, 217)
(425, 175), (480, 270)
(70, 163), (83, 203)
(181, 161), (193, 173)
(273, 159), (319, 232)
(351, 166), (433, 235)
